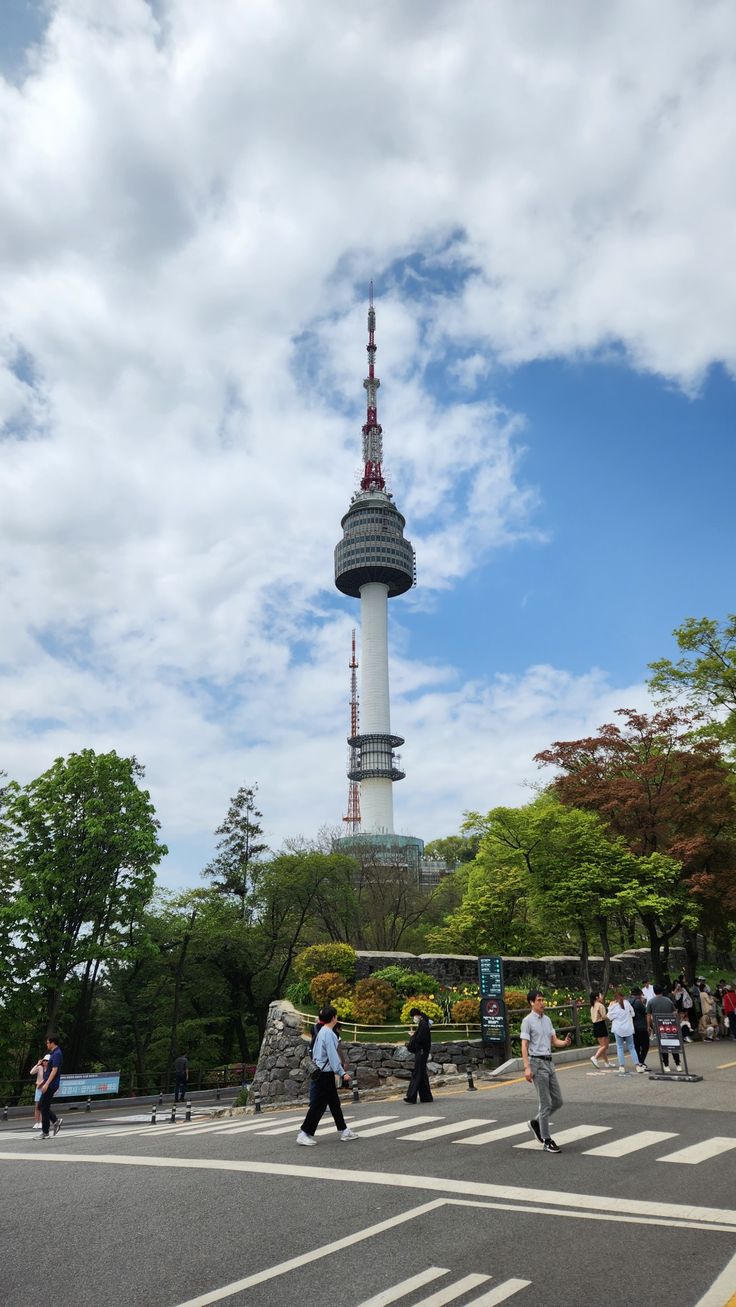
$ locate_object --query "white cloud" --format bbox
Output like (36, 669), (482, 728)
(0, 0), (730, 878)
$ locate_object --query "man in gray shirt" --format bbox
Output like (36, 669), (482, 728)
(521, 989), (572, 1153)
(646, 984), (682, 1071)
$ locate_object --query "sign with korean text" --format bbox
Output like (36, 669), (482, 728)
(652, 1015), (682, 1049)
(56, 1072), (121, 1099)
(479, 995), (507, 1045)
(478, 955), (504, 998)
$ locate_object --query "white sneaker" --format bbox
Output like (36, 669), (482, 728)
(32, 1122), (42, 1130)
(663, 1064), (671, 1073)
(296, 1131), (317, 1146)
(340, 1128), (358, 1141)
(590, 1055), (600, 1067)
(635, 1064), (646, 1073)
(617, 1067), (626, 1074)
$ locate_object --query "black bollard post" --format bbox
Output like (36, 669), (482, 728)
(170, 1103), (176, 1124)
(2, 1105), (7, 1122)
(151, 1104), (157, 1125)
(185, 1100), (192, 1123)
(352, 1084), (360, 1104)
(253, 1090), (261, 1114)
(216, 1084), (220, 1100)
(85, 1097), (91, 1113)
(466, 1065), (477, 1091)
(158, 1090), (163, 1105)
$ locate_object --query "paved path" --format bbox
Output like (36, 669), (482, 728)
(2, 1043), (735, 1307)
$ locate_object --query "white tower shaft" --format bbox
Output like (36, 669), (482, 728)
(359, 581), (394, 833)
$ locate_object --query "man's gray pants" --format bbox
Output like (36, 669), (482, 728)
(531, 1057), (563, 1140)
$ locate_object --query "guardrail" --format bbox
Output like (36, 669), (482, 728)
(0, 1062), (256, 1108)
(294, 1001), (589, 1048)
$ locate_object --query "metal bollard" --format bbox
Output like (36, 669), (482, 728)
(2, 1105), (7, 1122)
(253, 1091), (261, 1114)
(216, 1084), (221, 1100)
(185, 1100), (191, 1123)
(151, 1104), (157, 1125)
(170, 1103), (176, 1124)
(352, 1084), (360, 1103)
(466, 1066), (477, 1091)
(158, 1091), (163, 1105)
(85, 1097), (91, 1113)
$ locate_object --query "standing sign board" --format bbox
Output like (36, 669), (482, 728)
(652, 1014), (689, 1076)
(478, 956), (507, 1050)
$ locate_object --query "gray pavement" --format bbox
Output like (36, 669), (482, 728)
(2, 1040), (735, 1307)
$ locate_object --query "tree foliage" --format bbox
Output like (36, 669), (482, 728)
(649, 614), (736, 751)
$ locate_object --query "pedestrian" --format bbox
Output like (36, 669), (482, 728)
(311, 1010), (350, 1083)
(38, 1035), (63, 1138)
(629, 987), (650, 1068)
(588, 991), (612, 1069)
(403, 1007), (434, 1104)
(698, 983), (718, 1040)
(296, 1006), (357, 1146)
(646, 984), (682, 1071)
(607, 989), (645, 1074)
(723, 984), (736, 1039)
(521, 989), (572, 1153)
(673, 983), (694, 1042)
(29, 1053), (50, 1130)
(173, 1051), (189, 1102)
(641, 979), (655, 1004)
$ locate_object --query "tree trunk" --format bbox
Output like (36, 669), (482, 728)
(643, 914), (664, 984)
(167, 908), (197, 1070)
(682, 927), (698, 984)
(596, 914), (612, 995)
(577, 921), (591, 993)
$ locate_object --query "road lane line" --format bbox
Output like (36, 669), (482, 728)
(465, 1281), (531, 1306)
(694, 1244), (736, 1306)
(357, 1116), (444, 1137)
(583, 1130), (677, 1157)
(658, 1137), (736, 1165)
(397, 1119), (495, 1142)
(173, 1199), (447, 1306)
(411, 1272), (490, 1306)
(717, 1059), (736, 1070)
(357, 1268), (450, 1307)
(455, 1123), (529, 1146)
(5, 1151), (736, 1229)
(515, 1125), (610, 1150)
(207, 1116), (305, 1135)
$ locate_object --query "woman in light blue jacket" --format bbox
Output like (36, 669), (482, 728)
(607, 989), (647, 1075)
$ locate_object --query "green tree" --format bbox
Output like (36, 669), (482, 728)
(2, 749), (166, 1066)
(202, 784), (268, 917)
(649, 615), (736, 752)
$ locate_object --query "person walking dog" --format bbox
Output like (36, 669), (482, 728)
(521, 990), (571, 1153)
(296, 1006), (358, 1146)
(403, 1007), (434, 1104)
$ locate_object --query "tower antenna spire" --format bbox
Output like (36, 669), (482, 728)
(361, 284), (385, 492)
(342, 629), (361, 833)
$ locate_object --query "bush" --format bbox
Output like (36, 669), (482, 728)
(309, 972), (353, 1007)
(353, 977), (397, 1024)
(283, 978), (312, 1007)
(232, 1087), (249, 1108)
(294, 943), (356, 982)
(333, 995), (356, 1021)
(371, 966), (438, 997)
(400, 995), (444, 1024)
(503, 988), (530, 1015)
(450, 999), (479, 1023)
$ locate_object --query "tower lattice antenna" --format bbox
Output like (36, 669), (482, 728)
(361, 280), (386, 493)
(343, 628), (361, 832)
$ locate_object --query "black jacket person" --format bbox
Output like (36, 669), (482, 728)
(404, 1008), (433, 1104)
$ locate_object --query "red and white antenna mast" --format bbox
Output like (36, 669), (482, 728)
(361, 281), (386, 493)
(343, 628), (361, 832)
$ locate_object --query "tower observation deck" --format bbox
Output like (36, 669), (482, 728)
(334, 289), (416, 835)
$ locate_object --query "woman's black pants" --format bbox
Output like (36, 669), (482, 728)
(405, 1050), (433, 1103)
(300, 1072), (347, 1137)
(633, 1029), (650, 1066)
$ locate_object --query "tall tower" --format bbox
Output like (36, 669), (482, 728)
(334, 288), (416, 834)
(342, 629), (361, 834)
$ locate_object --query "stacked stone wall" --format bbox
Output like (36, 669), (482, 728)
(354, 947), (687, 989)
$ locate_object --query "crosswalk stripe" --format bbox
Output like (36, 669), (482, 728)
(257, 1117), (354, 1136)
(206, 1116), (304, 1136)
(464, 1279), (531, 1305)
(658, 1137), (736, 1165)
(456, 1123), (530, 1146)
(356, 1267), (450, 1307)
(515, 1124), (610, 1150)
(412, 1272), (491, 1306)
(397, 1119), (495, 1142)
(583, 1130), (677, 1157)
(356, 1116), (444, 1138)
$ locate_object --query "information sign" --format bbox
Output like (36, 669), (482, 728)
(479, 995), (507, 1045)
(478, 955), (504, 998)
(654, 1016), (681, 1049)
(56, 1072), (121, 1100)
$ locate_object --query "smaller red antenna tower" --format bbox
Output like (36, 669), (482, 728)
(361, 280), (386, 493)
(343, 628), (361, 832)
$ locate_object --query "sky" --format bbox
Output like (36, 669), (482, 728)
(2, 0), (735, 888)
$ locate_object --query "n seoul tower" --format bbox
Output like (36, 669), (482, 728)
(334, 288), (416, 835)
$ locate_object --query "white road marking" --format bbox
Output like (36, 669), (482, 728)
(356, 1267), (450, 1307)
(207, 1116), (305, 1135)
(694, 1243), (736, 1305)
(4, 1151), (736, 1230)
(411, 1272), (490, 1306)
(658, 1137), (736, 1165)
(464, 1281), (531, 1306)
(583, 1130), (677, 1157)
(356, 1116), (444, 1137)
(397, 1119), (495, 1142)
(172, 1199), (447, 1306)
(455, 1123), (529, 1146)
(515, 1125), (610, 1150)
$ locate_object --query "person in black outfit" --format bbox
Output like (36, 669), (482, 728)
(404, 1008), (433, 1104)
(629, 987), (650, 1068)
(174, 1052), (188, 1102)
(39, 1035), (64, 1139)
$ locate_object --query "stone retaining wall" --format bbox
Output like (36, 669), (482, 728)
(250, 999), (487, 1104)
(354, 947), (687, 989)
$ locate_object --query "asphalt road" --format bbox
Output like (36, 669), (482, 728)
(2, 1042), (735, 1307)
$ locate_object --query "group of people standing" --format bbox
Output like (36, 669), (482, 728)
(589, 976), (736, 1074)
